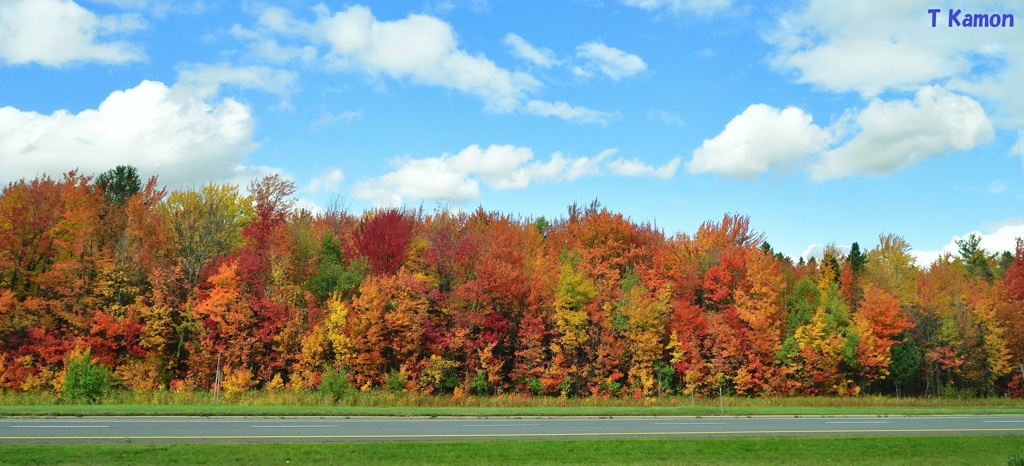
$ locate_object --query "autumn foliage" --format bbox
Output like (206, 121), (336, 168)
(1, 169), (1023, 399)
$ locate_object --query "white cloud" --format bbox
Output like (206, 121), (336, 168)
(687, 104), (832, 179)
(912, 223), (1024, 268)
(620, 0), (733, 16)
(91, 0), (147, 8)
(810, 86), (993, 181)
(176, 63), (298, 97)
(609, 157), (681, 179)
(988, 181), (1009, 194)
(767, 2), (958, 97)
(690, 87), (994, 181)
(0, 0), (145, 66)
(523, 100), (619, 126)
(648, 109), (685, 127)
(90, 0), (206, 16)
(504, 33), (559, 68)
(556, 149), (616, 181)
(315, 110), (362, 128)
(305, 5), (541, 112)
(0, 80), (260, 188)
(351, 145), (617, 206)
(230, 24), (318, 64)
(575, 41), (646, 80)
(306, 168), (345, 193)
(766, 1), (1024, 125)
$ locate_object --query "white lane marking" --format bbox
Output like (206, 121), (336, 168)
(825, 421), (890, 424)
(251, 425), (336, 428)
(461, 424), (541, 427)
(655, 422), (726, 425)
(11, 426), (109, 428)
(983, 420), (1024, 423)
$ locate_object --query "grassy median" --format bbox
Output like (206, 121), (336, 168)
(1, 436), (1023, 465)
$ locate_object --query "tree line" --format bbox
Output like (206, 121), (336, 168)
(1, 167), (1022, 398)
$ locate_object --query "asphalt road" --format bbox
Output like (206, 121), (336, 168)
(2, 415), (1024, 443)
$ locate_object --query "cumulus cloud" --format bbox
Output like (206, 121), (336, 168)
(609, 157), (681, 179)
(574, 41), (646, 80)
(767, 2), (958, 97)
(687, 104), (832, 179)
(912, 222), (1024, 268)
(504, 33), (559, 68)
(351, 145), (617, 205)
(766, 0), (1024, 125)
(689, 86), (994, 181)
(523, 100), (619, 126)
(306, 168), (345, 193)
(0, 0), (146, 66)
(0, 80), (261, 188)
(620, 0), (733, 16)
(298, 5), (540, 112)
(810, 86), (993, 181)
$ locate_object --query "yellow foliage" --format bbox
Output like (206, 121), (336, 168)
(553, 263), (595, 350)
(864, 234), (919, 307)
(219, 366), (256, 400)
(324, 293), (351, 365)
(115, 359), (161, 392)
(420, 355), (459, 392)
(265, 373), (285, 390)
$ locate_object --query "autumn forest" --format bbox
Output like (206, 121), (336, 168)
(2, 167), (1023, 399)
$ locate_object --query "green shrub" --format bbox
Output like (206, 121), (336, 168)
(1008, 454), (1024, 466)
(385, 371), (407, 393)
(318, 366), (353, 402)
(469, 371), (489, 395)
(61, 350), (112, 404)
(528, 377), (543, 395)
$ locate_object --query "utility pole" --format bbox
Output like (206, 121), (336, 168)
(212, 352), (222, 405)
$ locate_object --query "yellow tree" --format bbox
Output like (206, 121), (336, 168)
(161, 183), (252, 290)
(550, 258), (596, 395)
(734, 248), (787, 395)
(789, 260), (853, 395)
(619, 280), (670, 396)
(863, 234), (919, 307)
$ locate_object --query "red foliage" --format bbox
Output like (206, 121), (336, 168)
(356, 209), (416, 276)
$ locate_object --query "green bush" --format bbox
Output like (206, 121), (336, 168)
(469, 371), (489, 395)
(318, 366), (353, 403)
(385, 371), (407, 393)
(527, 377), (543, 395)
(61, 350), (112, 404)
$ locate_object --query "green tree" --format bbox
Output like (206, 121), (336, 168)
(95, 165), (141, 206)
(848, 242), (866, 276)
(61, 350), (113, 403)
(956, 233), (994, 282)
(890, 335), (922, 397)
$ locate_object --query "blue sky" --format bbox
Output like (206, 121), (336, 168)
(1, 0), (1022, 264)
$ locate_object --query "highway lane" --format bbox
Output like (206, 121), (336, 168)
(2, 415), (1024, 443)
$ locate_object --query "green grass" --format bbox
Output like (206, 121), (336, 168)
(1, 389), (1022, 417)
(1, 436), (1023, 465)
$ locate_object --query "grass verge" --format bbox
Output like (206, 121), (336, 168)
(1, 390), (1023, 417)
(1, 436), (1023, 465)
